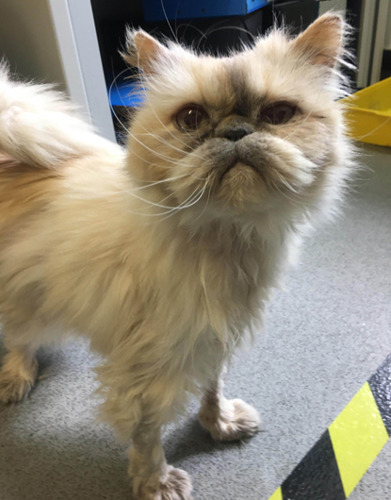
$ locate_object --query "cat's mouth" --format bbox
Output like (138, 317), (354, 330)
(217, 139), (264, 183)
(220, 160), (259, 182)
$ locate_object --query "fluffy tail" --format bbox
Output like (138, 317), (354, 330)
(0, 63), (108, 168)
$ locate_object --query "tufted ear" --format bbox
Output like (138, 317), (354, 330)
(121, 28), (170, 74)
(291, 13), (345, 67)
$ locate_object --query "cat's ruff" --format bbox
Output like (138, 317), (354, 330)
(0, 14), (353, 500)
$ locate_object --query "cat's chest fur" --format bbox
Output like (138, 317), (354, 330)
(143, 221), (289, 345)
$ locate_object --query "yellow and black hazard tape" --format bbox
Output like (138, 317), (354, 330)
(269, 354), (391, 500)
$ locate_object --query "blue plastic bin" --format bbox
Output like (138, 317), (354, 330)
(142, 0), (270, 22)
(109, 80), (143, 108)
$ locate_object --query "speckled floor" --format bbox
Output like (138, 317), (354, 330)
(0, 144), (390, 500)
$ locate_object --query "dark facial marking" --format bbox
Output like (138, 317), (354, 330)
(228, 67), (261, 118)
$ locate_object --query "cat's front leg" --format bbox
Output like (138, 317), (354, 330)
(98, 357), (193, 500)
(129, 423), (192, 500)
(198, 374), (261, 442)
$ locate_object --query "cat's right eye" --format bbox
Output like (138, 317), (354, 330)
(175, 104), (209, 132)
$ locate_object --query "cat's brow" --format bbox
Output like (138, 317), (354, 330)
(228, 67), (266, 117)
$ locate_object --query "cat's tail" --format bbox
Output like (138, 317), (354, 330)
(0, 62), (110, 168)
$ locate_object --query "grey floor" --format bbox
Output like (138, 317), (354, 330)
(0, 144), (390, 500)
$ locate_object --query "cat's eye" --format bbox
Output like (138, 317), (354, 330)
(175, 104), (209, 132)
(259, 101), (297, 125)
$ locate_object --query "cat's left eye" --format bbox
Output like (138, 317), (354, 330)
(259, 101), (297, 125)
(175, 104), (209, 132)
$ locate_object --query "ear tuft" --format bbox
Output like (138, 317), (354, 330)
(292, 13), (345, 67)
(121, 28), (169, 74)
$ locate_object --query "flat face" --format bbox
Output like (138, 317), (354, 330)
(126, 18), (346, 224)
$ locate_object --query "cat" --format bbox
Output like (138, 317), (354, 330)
(0, 13), (353, 499)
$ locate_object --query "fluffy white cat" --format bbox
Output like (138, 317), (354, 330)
(0, 13), (353, 499)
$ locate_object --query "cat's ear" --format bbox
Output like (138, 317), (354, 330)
(121, 28), (169, 74)
(291, 13), (344, 67)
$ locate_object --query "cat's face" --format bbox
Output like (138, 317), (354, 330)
(124, 14), (348, 223)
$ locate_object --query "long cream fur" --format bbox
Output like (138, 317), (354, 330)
(0, 14), (353, 499)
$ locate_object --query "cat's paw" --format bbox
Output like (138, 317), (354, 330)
(132, 466), (193, 500)
(198, 397), (261, 441)
(0, 372), (35, 403)
(0, 355), (37, 404)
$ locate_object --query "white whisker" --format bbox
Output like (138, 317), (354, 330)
(159, 182), (208, 220)
(127, 130), (187, 164)
(193, 175), (213, 223)
(135, 129), (207, 162)
(108, 67), (134, 134)
(131, 174), (188, 191)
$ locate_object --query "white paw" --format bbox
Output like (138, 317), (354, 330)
(132, 466), (193, 500)
(198, 398), (261, 441)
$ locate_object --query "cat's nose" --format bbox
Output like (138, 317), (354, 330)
(216, 123), (254, 142)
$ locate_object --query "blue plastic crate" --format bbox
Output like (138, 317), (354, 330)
(142, 0), (270, 22)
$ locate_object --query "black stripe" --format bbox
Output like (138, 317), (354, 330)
(368, 354), (391, 436)
(281, 430), (346, 500)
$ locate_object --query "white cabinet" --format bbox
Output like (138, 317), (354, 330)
(0, 0), (116, 141)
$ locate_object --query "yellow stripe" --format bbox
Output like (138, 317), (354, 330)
(329, 382), (389, 497)
(268, 486), (282, 500)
